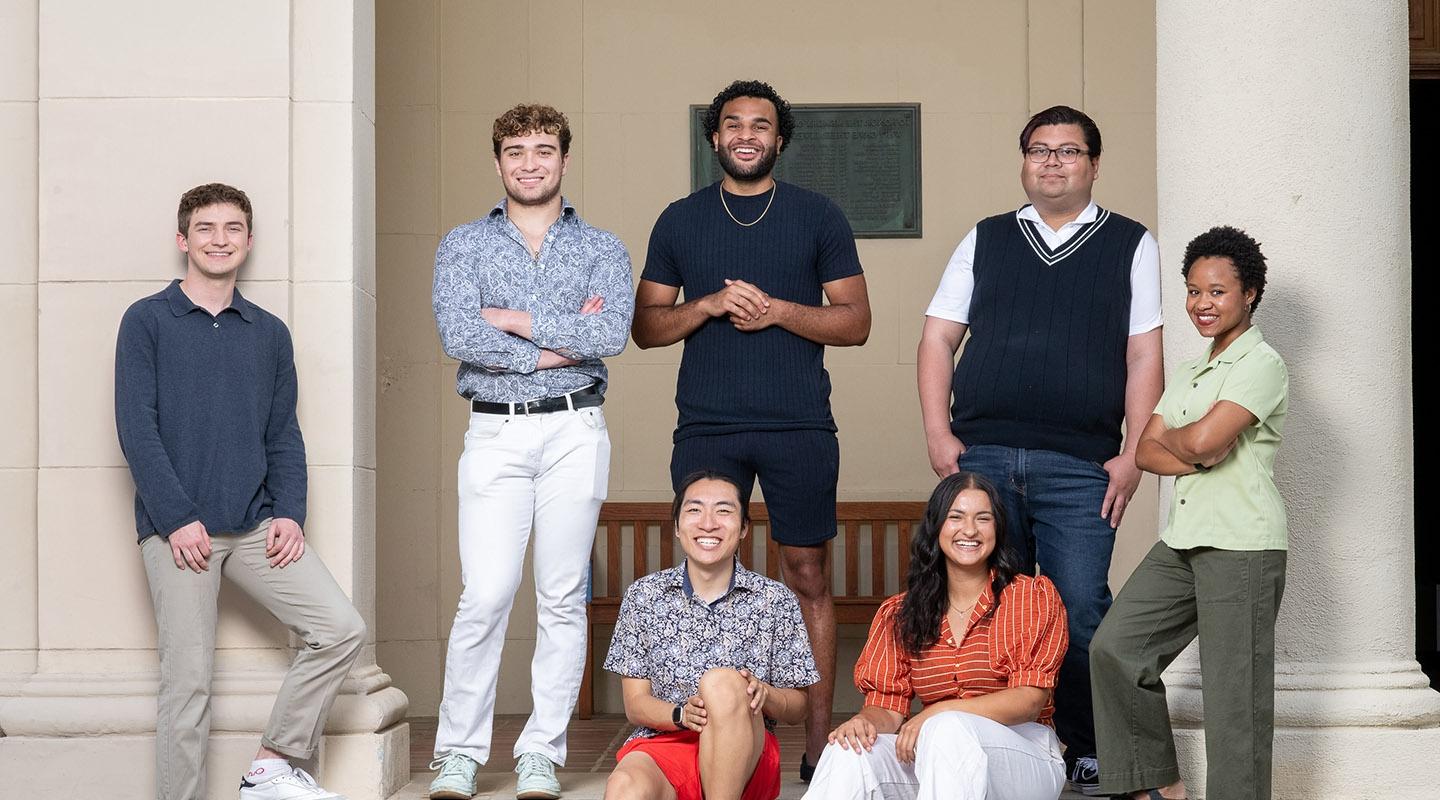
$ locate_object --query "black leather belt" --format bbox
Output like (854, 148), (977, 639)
(470, 385), (603, 415)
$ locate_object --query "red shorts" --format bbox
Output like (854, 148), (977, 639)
(615, 729), (781, 800)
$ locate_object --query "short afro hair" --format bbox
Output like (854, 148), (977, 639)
(703, 80), (795, 153)
(178, 183), (252, 235)
(492, 104), (572, 157)
(1019, 105), (1102, 159)
(1181, 226), (1269, 313)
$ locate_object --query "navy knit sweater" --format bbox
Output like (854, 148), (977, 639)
(115, 280), (307, 541)
(951, 207), (1146, 464)
(643, 181), (863, 441)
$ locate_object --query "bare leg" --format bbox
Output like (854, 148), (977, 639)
(781, 544), (836, 764)
(604, 752), (679, 800)
(697, 668), (767, 800)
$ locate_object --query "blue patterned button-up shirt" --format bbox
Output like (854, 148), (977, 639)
(433, 198), (634, 402)
(604, 559), (820, 741)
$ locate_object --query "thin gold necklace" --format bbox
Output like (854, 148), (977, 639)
(720, 181), (777, 227)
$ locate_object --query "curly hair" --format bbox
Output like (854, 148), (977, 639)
(492, 104), (572, 157)
(897, 472), (1023, 656)
(702, 80), (795, 152)
(1181, 225), (1269, 312)
(1019, 105), (1102, 159)
(177, 183), (252, 235)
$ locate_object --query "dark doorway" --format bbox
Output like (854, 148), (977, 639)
(1415, 78), (1438, 689)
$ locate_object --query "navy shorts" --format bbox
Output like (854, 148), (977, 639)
(669, 429), (839, 547)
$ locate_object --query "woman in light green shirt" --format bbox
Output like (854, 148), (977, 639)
(1090, 226), (1288, 800)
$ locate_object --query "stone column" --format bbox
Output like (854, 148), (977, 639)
(0, 2), (408, 798)
(1156, 2), (1440, 796)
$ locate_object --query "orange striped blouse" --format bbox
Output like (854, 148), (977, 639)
(853, 573), (1069, 725)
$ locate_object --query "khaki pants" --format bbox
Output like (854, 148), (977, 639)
(1090, 541), (1286, 799)
(141, 519), (365, 800)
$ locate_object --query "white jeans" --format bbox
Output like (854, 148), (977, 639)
(802, 711), (1065, 800)
(434, 405), (610, 766)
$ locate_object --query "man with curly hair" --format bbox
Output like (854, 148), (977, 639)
(429, 104), (634, 800)
(916, 105), (1164, 795)
(632, 79), (872, 782)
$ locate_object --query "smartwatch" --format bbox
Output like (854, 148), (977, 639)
(672, 703), (684, 728)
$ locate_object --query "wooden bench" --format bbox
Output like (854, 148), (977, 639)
(578, 500), (928, 718)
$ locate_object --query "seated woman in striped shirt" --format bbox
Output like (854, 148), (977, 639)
(802, 471), (1070, 800)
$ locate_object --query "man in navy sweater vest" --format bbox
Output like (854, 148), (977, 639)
(115, 184), (364, 800)
(916, 106), (1164, 795)
(632, 79), (872, 780)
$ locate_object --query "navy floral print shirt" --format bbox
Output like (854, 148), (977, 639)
(604, 559), (820, 741)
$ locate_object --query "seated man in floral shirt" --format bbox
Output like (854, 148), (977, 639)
(603, 470), (820, 800)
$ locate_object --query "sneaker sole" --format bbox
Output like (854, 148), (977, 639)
(515, 789), (560, 800)
(429, 791), (474, 800)
(1074, 784), (1105, 797)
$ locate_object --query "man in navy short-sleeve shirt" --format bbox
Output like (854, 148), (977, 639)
(631, 79), (871, 779)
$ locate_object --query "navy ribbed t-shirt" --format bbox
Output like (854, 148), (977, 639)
(951, 207), (1146, 464)
(643, 181), (863, 441)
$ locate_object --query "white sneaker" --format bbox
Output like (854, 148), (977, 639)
(240, 767), (347, 799)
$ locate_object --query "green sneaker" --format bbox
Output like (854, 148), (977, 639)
(428, 753), (479, 799)
(514, 752), (560, 800)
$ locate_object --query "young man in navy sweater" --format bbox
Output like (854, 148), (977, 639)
(916, 106), (1165, 795)
(632, 79), (871, 780)
(116, 183), (364, 800)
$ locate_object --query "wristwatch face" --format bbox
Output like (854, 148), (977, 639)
(672, 703), (683, 726)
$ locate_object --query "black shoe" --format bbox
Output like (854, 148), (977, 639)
(1067, 755), (1102, 796)
(799, 752), (816, 783)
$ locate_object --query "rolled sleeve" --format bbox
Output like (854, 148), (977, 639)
(1217, 348), (1288, 424)
(1128, 230), (1164, 335)
(1000, 576), (1069, 690)
(854, 596), (913, 714)
(925, 228), (978, 323)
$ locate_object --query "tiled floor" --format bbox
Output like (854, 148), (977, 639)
(397, 715), (1088, 799)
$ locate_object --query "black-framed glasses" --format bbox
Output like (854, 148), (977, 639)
(1024, 146), (1090, 164)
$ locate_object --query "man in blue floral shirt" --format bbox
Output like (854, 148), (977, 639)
(603, 471), (819, 800)
(429, 104), (634, 800)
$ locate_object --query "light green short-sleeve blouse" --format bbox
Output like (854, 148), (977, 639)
(1156, 325), (1289, 551)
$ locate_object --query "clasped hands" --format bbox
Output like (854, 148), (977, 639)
(701, 279), (778, 332)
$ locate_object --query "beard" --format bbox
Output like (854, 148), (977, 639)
(716, 144), (778, 183)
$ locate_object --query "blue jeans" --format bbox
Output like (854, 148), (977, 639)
(958, 444), (1114, 763)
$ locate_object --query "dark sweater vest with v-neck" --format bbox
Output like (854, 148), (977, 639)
(950, 207), (1147, 464)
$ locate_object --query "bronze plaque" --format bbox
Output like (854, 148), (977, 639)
(691, 103), (921, 238)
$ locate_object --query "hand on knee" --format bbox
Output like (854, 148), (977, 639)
(697, 667), (750, 720)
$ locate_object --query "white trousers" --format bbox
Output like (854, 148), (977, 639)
(434, 406), (610, 766)
(802, 711), (1066, 800)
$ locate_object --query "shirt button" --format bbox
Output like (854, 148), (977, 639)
(1192, 382), (1198, 388)
(1182, 409), (1187, 416)
(213, 322), (220, 328)
(1180, 499), (1187, 505)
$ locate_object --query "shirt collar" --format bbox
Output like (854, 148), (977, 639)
(1016, 200), (1100, 233)
(675, 557), (760, 604)
(1206, 324), (1265, 365)
(487, 196), (577, 221)
(163, 278), (258, 323)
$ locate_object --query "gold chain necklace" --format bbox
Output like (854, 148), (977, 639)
(720, 181), (777, 227)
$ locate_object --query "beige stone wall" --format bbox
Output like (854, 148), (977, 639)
(375, 0), (1162, 716)
(2, 2), (409, 797)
